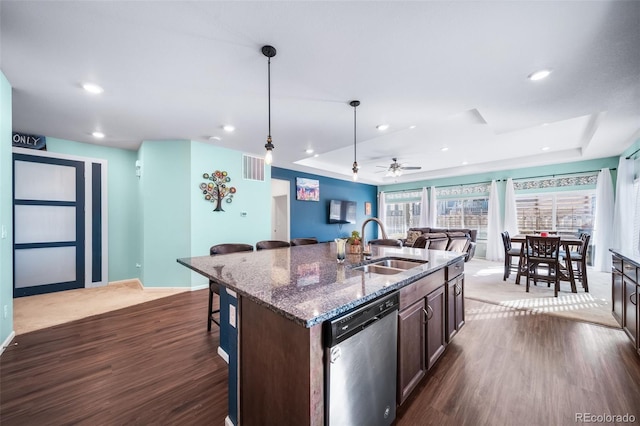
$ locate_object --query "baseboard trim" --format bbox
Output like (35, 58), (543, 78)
(190, 284), (208, 291)
(0, 331), (16, 357)
(225, 415), (235, 426)
(217, 346), (229, 364)
(109, 278), (143, 289)
(109, 278), (204, 292)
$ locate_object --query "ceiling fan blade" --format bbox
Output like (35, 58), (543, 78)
(400, 166), (422, 170)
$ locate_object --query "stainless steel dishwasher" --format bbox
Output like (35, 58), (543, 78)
(324, 291), (399, 426)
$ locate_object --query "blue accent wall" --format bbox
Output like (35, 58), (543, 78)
(271, 167), (379, 243)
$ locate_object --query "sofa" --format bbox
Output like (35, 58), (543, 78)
(402, 227), (477, 261)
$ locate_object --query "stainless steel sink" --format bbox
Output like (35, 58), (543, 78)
(351, 257), (427, 275)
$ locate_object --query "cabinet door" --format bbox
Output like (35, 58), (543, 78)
(612, 269), (624, 325)
(397, 298), (426, 405)
(426, 285), (446, 370)
(623, 279), (637, 346)
(447, 274), (465, 342)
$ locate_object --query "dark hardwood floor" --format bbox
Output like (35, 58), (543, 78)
(1, 292), (639, 425)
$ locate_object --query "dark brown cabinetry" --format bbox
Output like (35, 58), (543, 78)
(446, 259), (465, 341)
(611, 251), (640, 356)
(397, 258), (465, 405)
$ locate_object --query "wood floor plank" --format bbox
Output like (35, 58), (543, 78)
(2, 293), (639, 425)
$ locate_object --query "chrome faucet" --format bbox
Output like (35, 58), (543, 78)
(361, 217), (388, 246)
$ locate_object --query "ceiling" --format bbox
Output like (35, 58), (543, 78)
(2, 1), (639, 185)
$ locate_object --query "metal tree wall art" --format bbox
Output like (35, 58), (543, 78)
(200, 170), (237, 212)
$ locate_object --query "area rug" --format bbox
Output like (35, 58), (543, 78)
(463, 258), (619, 328)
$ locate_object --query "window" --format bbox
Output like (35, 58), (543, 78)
(435, 183), (490, 240)
(382, 191), (421, 239)
(515, 191), (595, 235)
(514, 172), (598, 236)
(436, 198), (489, 239)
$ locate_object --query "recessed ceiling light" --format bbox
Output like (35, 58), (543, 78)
(409, 125), (416, 129)
(314, 154), (319, 158)
(376, 124), (389, 131)
(441, 147), (449, 152)
(461, 161), (468, 165)
(222, 125), (235, 132)
(528, 69), (552, 81)
(209, 136), (222, 141)
(541, 146), (551, 151)
(92, 131), (105, 139)
(542, 122), (550, 127)
(82, 82), (104, 94)
(305, 148), (314, 154)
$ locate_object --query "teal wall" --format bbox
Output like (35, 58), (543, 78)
(189, 141), (271, 287)
(139, 140), (192, 287)
(0, 71), (14, 346)
(378, 157), (620, 193)
(46, 138), (140, 281)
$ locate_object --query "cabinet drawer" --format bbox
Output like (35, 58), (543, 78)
(623, 261), (638, 282)
(446, 258), (464, 280)
(400, 269), (445, 310)
(613, 256), (623, 273)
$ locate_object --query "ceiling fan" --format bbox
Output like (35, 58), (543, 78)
(376, 158), (422, 177)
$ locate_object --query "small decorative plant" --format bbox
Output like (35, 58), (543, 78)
(347, 231), (362, 253)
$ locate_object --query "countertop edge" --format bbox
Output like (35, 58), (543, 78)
(179, 254), (466, 328)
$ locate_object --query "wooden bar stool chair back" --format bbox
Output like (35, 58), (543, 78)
(208, 243), (254, 331)
(525, 235), (562, 297)
(255, 240), (291, 250)
(501, 231), (521, 281)
(290, 238), (318, 246)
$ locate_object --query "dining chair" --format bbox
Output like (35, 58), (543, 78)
(256, 240), (291, 250)
(563, 234), (591, 292)
(290, 237), (318, 246)
(501, 231), (521, 281)
(208, 243), (254, 331)
(525, 235), (562, 297)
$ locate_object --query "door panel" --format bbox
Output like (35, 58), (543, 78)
(14, 205), (76, 243)
(14, 247), (77, 288)
(13, 154), (85, 297)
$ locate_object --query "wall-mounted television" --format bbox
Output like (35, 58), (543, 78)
(328, 199), (357, 224)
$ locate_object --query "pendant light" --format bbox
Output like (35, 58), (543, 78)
(262, 45), (277, 165)
(350, 100), (360, 181)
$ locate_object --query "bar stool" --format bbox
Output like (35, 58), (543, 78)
(208, 243), (253, 331)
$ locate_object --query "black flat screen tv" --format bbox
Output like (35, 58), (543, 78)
(328, 199), (357, 224)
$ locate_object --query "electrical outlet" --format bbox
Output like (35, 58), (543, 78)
(240, 212), (247, 217)
(229, 305), (236, 328)
(1, 225), (6, 239)
(136, 263), (141, 268)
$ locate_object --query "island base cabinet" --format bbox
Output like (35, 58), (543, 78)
(446, 274), (465, 342)
(426, 286), (446, 370)
(397, 285), (447, 405)
(397, 299), (427, 404)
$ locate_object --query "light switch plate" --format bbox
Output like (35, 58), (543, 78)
(229, 305), (236, 328)
(1, 225), (6, 239)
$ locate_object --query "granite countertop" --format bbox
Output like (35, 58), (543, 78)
(178, 242), (464, 328)
(610, 249), (640, 267)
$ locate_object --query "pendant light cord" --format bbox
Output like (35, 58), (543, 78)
(268, 56), (272, 138)
(353, 105), (357, 162)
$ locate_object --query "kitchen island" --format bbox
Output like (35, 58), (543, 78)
(178, 242), (465, 425)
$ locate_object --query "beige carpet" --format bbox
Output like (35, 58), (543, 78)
(464, 258), (619, 328)
(13, 281), (187, 335)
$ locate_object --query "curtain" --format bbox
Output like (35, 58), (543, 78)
(594, 168), (615, 271)
(428, 186), (437, 227)
(378, 191), (387, 235)
(419, 187), (429, 227)
(612, 157), (634, 252)
(503, 178), (519, 236)
(486, 180), (503, 261)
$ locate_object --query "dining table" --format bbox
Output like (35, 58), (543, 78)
(509, 234), (584, 293)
